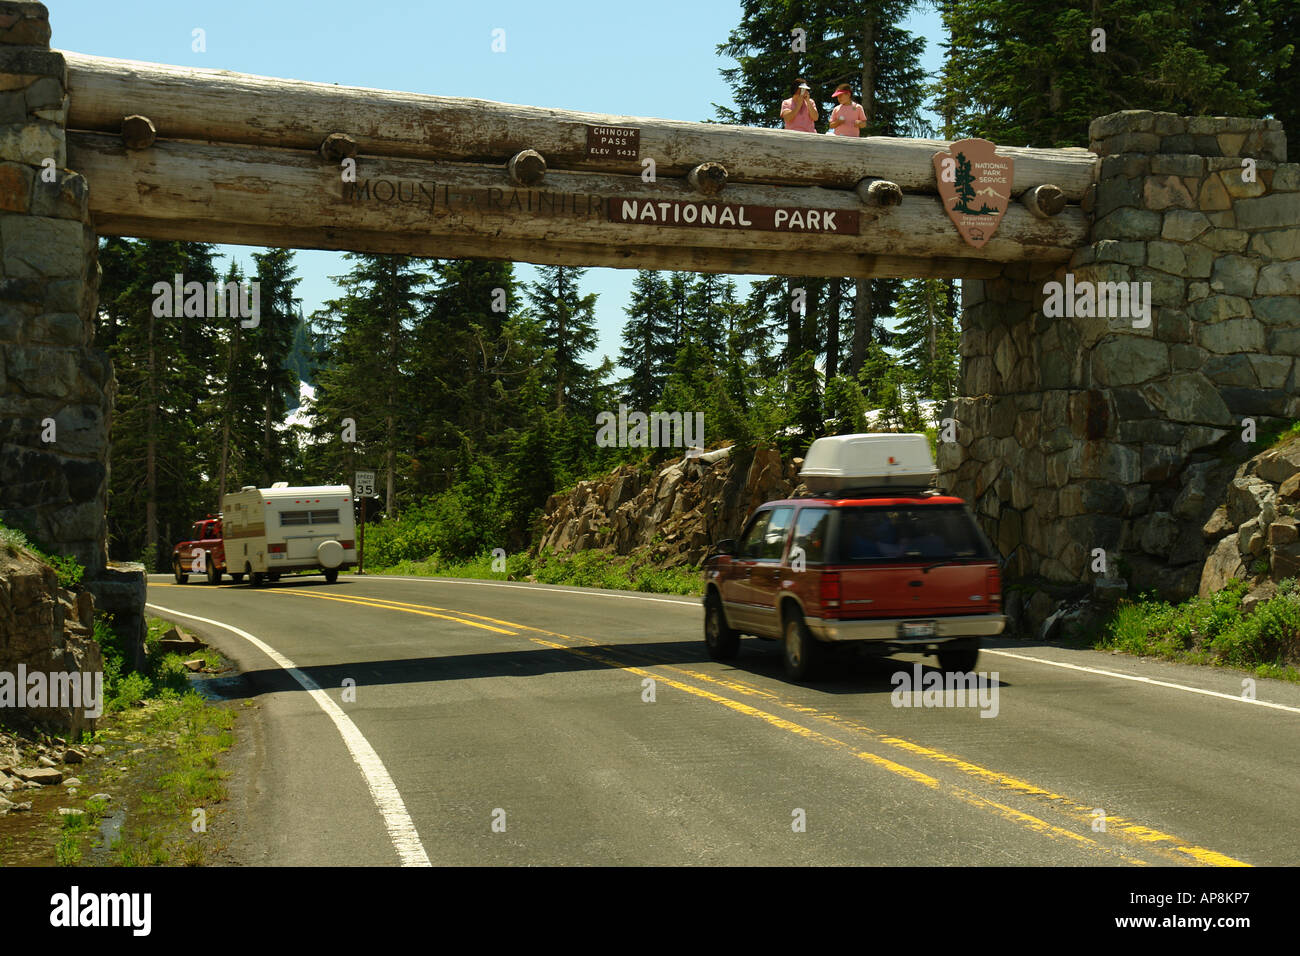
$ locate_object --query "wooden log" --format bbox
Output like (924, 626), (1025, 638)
(687, 162), (727, 196)
(67, 133), (1087, 268)
(120, 114), (155, 149)
(319, 132), (357, 162)
(507, 149), (546, 186)
(1020, 183), (1066, 218)
(62, 51), (1098, 199)
(855, 177), (902, 206)
(88, 213), (1013, 281)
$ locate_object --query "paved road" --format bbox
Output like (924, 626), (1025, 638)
(144, 573), (1300, 866)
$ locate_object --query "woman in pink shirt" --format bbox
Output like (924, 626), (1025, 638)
(828, 83), (867, 136)
(780, 78), (818, 132)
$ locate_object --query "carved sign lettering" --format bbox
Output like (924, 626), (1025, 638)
(609, 199), (859, 234)
(585, 125), (640, 160)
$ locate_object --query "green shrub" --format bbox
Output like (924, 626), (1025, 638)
(1097, 577), (1297, 678)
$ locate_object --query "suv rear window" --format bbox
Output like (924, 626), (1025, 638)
(833, 504), (994, 563)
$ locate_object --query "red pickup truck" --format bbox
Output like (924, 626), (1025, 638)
(702, 434), (1005, 680)
(171, 516), (241, 585)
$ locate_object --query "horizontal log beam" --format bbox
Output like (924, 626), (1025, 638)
(62, 51), (1098, 199)
(68, 133), (1086, 272)
(87, 213), (1012, 280)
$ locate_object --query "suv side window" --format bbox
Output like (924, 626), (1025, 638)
(791, 507), (830, 564)
(758, 506), (795, 561)
(738, 511), (772, 559)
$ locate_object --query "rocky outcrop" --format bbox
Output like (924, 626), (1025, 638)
(535, 444), (803, 568)
(0, 540), (104, 736)
(1199, 436), (1300, 599)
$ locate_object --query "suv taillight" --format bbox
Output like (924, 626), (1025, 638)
(340, 540), (355, 550)
(986, 566), (1002, 605)
(820, 571), (841, 618)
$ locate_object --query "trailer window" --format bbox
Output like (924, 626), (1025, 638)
(279, 509), (340, 527)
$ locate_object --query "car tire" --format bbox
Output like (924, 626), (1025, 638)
(229, 572), (244, 583)
(937, 644), (979, 673)
(173, 557), (188, 585)
(323, 568), (339, 584)
(704, 593), (739, 660)
(206, 556), (222, 585)
(782, 611), (822, 681)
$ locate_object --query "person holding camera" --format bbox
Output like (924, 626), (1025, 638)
(780, 78), (818, 132)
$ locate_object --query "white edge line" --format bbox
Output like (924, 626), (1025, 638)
(984, 648), (1300, 715)
(146, 601), (432, 866)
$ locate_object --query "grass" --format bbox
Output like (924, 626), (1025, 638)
(1095, 577), (1300, 681)
(10, 614), (241, 868)
(370, 546), (705, 596)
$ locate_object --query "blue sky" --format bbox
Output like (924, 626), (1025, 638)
(55, 0), (944, 367)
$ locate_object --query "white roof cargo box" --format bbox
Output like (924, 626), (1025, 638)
(799, 433), (937, 492)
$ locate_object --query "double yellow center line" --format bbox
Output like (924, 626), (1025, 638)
(156, 581), (1249, 866)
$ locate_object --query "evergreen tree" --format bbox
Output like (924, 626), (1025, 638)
(525, 265), (599, 411)
(248, 248), (301, 486)
(307, 253), (429, 515)
(618, 270), (674, 409)
(938, 0), (1291, 148)
(893, 279), (960, 403)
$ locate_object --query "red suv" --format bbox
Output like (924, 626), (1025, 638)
(702, 435), (1005, 680)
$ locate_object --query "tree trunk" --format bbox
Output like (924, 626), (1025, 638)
(851, 281), (871, 376)
(218, 325), (236, 502)
(826, 277), (841, 385)
(145, 309), (157, 568)
(852, 13), (879, 380)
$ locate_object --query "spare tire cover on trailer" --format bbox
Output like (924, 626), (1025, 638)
(317, 539), (344, 569)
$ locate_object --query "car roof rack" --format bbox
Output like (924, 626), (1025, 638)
(795, 486), (945, 499)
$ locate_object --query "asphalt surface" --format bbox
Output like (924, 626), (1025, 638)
(144, 572), (1300, 866)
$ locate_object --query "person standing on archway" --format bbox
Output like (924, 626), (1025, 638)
(781, 79), (818, 132)
(828, 84), (867, 136)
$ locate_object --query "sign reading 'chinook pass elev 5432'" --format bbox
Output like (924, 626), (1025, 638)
(609, 199), (860, 234)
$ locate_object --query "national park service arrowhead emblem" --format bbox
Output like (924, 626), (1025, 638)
(933, 138), (1013, 248)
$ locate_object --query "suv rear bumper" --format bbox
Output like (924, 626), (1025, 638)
(806, 613), (1005, 643)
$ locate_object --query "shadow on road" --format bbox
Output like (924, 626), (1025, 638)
(202, 633), (1009, 702)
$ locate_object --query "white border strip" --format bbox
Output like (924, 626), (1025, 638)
(147, 602), (431, 866)
(984, 648), (1300, 715)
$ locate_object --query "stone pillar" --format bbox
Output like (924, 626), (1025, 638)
(0, 0), (110, 572)
(0, 2), (145, 662)
(942, 110), (1299, 623)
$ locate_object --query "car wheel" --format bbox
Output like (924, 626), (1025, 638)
(230, 572), (244, 583)
(173, 557), (188, 585)
(206, 556), (222, 585)
(323, 568), (339, 584)
(704, 593), (739, 660)
(782, 611), (822, 681)
(937, 644), (979, 673)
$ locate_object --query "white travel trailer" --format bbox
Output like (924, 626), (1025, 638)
(220, 484), (357, 585)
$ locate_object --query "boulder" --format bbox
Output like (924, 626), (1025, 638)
(1199, 536), (1246, 597)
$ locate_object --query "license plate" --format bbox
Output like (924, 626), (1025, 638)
(899, 621), (937, 639)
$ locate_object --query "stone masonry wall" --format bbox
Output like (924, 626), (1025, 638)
(942, 111), (1300, 605)
(0, 2), (145, 664)
(0, 1), (111, 573)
